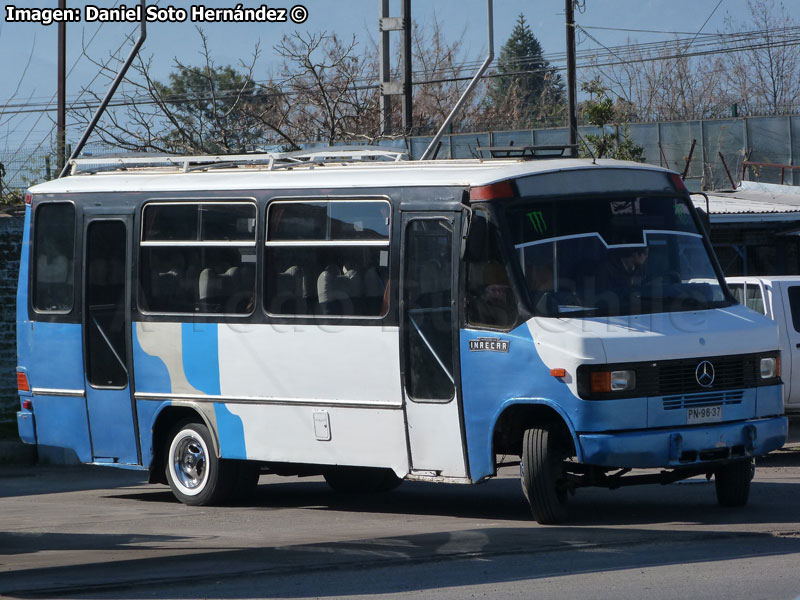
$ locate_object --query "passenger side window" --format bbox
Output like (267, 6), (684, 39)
(33, 203), (76, 313)
(265, 200), (390, 317)
(139, 202), (256, 314)
(745, 284), (766, 315)
(788, 287), (800, 333)
(465, 210), (518, 329)
(729, 283), (744, 305)
(730, 283), (767, 315)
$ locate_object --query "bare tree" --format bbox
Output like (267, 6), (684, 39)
(584, 39), (728, 122)
(407, 17), (488, 134)
(274, 31), (381, 145)
(725, 0), (800, 115)
(73, 28), (296, 153)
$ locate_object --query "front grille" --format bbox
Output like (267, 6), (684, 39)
(657, 356), (757, 395)
(662, 390), (744, 411)
(577, 352), (779, 400)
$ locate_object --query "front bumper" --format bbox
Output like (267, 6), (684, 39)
(579, 416), (787, 469)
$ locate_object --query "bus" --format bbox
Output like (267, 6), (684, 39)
(15, 150), (787, 523)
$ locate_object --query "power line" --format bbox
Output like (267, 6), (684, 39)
(580, 25), (730, 36)
(3, 2), (126, 164)
(6, 0), (151, 181)
(3, 26), (798, 119)
(4, 23), (796, 112)
(5, 13), (800, 161)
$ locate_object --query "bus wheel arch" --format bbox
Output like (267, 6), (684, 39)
(149, 406), (218, 485)
(491, 402), (577, 463)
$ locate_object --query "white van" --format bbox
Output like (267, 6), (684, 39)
(727, 277), (800, 414)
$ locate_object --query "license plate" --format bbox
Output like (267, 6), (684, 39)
(687, 405), (722, 424)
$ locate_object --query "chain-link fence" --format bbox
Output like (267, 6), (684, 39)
(0, 141), (115, 204)
(2, 115), (799, 200)
(406, 115), (800, 192)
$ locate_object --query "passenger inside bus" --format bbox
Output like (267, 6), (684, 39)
(467, 260), (516, 327)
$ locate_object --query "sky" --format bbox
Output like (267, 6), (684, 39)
(1, 0), (798, 155)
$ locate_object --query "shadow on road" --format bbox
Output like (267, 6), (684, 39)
(0, 531), (183, 556)
(0, 465), (146, 499)
(2, 462), (800, 598)
(110, 469), (800, 528)
(2, 523), (800, 599)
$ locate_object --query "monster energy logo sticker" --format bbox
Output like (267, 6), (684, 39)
(527, 210), (547, 234)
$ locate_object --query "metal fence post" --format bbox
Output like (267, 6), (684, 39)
(789, 116), (796, 185)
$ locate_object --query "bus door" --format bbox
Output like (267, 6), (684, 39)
(82, 213), (139, 465)
(400, 212), (468, 478)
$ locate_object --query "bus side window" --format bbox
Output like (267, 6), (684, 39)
(33, 203), (76, 313)
(139, 202), (256, 315)
(265, 200), (391, 318)
(465, 210), (518, 329)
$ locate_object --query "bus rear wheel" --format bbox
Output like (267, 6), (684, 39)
(323, 466), (402, 493)
(165, 419), (232, 506)
(715, 459), (754, 507)
(521, 422), (570, 524)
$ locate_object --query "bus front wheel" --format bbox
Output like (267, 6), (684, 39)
(714, 459), (753, 507)
(521, 423), (569, 524)
(165, 419), (232, 506)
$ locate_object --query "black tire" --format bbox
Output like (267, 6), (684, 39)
(164, 419), (233, 506)
(323, 466), (402, 493)
(715, 459), (753, 507)
(521, 423), (569, 524)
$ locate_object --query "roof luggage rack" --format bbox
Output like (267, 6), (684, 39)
(67, 146), (409, 176)
(475, 144), (578, 159)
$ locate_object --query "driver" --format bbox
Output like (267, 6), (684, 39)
(596, 246), (648, 291)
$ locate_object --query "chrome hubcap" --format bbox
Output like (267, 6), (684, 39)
(173, 435), (207, 490)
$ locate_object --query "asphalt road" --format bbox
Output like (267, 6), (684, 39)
(2, 448), (800, 600)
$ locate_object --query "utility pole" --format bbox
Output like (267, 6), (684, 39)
(401, 0), (412, 135)
(565, 0), (578, 157)
(379, 0), (392, 135)
(379, 0), (412, 137)
(57, 0), (66, 174)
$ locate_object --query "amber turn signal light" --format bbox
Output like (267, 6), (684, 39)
(16, 371), (30, 393)
(590, 371), (611, 393)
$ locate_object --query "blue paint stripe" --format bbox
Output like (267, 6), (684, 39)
(179, 322), (246, 459)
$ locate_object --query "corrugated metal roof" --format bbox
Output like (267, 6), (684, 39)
(692, 181), (800, 222)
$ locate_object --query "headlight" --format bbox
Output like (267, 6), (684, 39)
(590, 369), (636, 393)
(760, 356), (779, 379)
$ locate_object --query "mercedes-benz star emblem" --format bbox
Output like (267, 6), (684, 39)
(695, 360), (715, 388)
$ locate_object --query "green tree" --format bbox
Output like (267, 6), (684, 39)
(152, 64), (274, 154)
(487, 14), (565, 127)
(580, 78), (644, 162)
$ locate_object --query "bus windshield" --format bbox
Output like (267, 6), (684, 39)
(506, 195), (731, 317)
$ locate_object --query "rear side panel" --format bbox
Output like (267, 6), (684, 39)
(16, 205), (92, 460)
(132, 320), (409, 474)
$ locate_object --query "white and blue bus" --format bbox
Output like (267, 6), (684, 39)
(15, 151), (787, 523)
